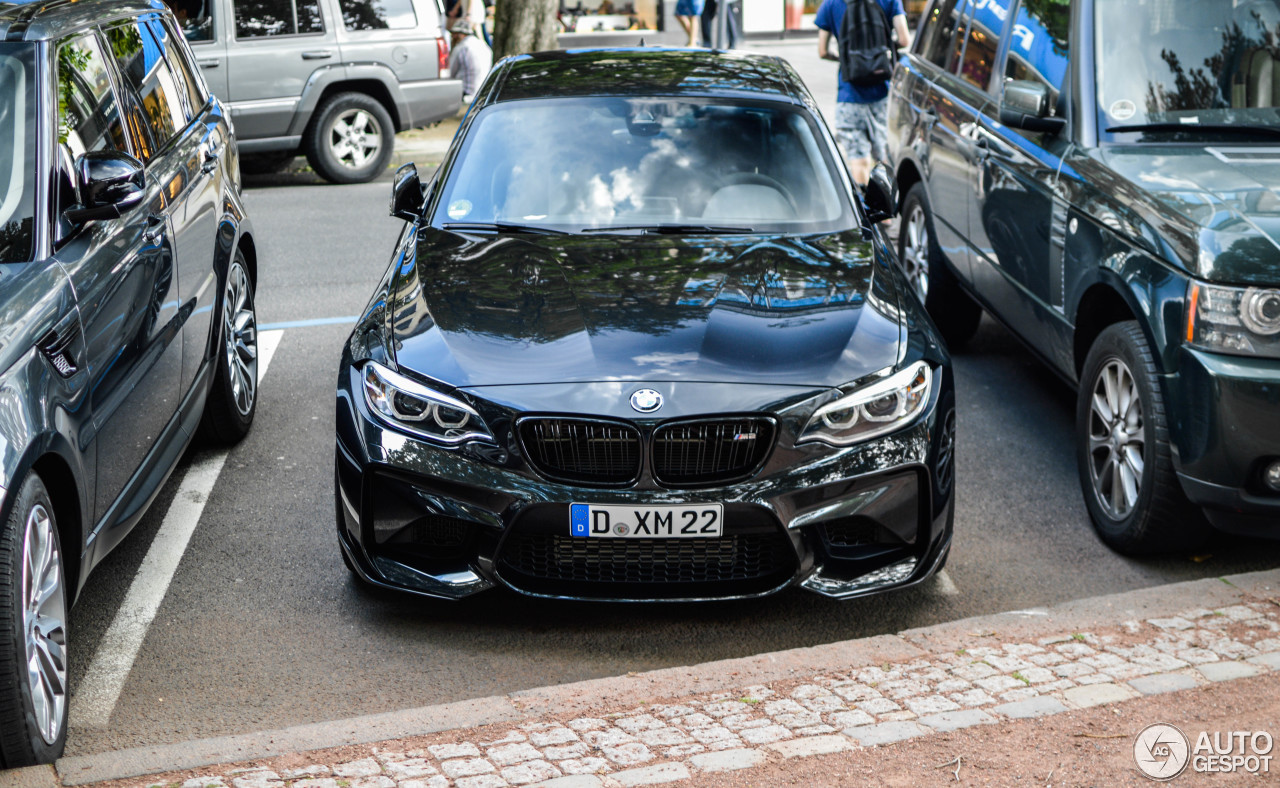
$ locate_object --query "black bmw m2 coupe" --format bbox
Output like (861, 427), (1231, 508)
(335, 48), (955, 602)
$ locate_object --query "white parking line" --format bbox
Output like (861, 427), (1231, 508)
(933, 569), (960, 596)
(71, 329), (283, 728)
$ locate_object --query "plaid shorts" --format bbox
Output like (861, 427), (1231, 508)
(835, 98), (889, 162)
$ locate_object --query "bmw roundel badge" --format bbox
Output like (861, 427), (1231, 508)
(630, 389), (662, 413)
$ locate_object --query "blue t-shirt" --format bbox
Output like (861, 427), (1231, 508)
(815, 0), (904, 104)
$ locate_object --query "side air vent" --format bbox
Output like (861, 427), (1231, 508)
(38, 324), (80, 378)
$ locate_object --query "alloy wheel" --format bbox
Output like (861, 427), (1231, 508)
(327, 109), (383, 171)
(223, 262), (258, 416)
(901, 202), (931, 301)
(22, 503), (66, 745)
(1087, 358), (1145, 520)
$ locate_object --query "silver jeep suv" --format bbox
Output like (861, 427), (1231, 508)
(171, 0), (461, 182)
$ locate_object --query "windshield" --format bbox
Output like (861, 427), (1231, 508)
(0, 44), (38, 263)
(1097, 0), (1280, 140)
(432, 96), (854, 233)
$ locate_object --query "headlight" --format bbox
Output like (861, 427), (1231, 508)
(361, 361), (494, 445)
(798, 361), (932, 446)
(1186, 282), (1280, 358)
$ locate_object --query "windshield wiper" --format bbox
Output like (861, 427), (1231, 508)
(440, 221), (569, 235)
(1105, 123), (1280, 140)
(581, 224), (756, 235)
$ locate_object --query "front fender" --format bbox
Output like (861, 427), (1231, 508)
(286, 63), (407, 136)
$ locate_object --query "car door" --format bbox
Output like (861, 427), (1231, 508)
(50, 26), (182, 532)
(147, 15), (225, 394)
(968, 0), (1073, 363)
(917, 0), (981, 284)
(223, 0), (335, 140)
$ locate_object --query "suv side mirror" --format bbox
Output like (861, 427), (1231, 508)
(1000, 80), (1067, 135)
(64, 150), (145, 224)
(391, 163), (425, 221)
(863, 163), (898, 223)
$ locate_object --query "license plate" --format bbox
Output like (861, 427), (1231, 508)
(569, 503), (723, 538)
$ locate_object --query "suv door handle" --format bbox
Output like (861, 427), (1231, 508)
(301, 50), (333, 60)
(198, 59), (220, 69)
(143, 213), (166, 244)
(201, 143), (220, 174)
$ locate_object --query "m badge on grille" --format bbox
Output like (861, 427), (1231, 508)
(630, 389), (662, 413)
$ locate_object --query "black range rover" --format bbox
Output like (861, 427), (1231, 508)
(888, 0), (1280, 552)
(0, 0), (258, 764)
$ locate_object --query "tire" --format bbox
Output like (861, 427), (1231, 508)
(197, 249), (258, 445)
(305, 93), (395, 185)
(1075, 321), (1210, 554)
(897, 183), (983, 349)
(0, 474), (68, 767)
(239, 152), (296, 175)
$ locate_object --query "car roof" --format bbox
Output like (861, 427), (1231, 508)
(486, 47), (814, 107)
(0, 0), (163, 42)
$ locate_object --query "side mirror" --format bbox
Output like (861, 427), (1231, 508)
(64, 150), (145, 224)
(863, 163), (898, 223)
(391, 163), (425, 222)
(999, 80), (1067, 134)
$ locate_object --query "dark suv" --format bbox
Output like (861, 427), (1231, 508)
(888, 0), (1280, 552)
(0, 0), (257, 764)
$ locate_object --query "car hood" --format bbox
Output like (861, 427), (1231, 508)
(1089, 145), (1280, 285)
(387, 229), (904, 389)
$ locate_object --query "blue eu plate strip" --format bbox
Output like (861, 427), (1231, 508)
(570, 503), (589, 537)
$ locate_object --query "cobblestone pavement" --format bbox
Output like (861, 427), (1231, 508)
(111, 600), (1280, 788)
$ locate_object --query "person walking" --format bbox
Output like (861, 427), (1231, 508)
(815, 0), (911, 186)
(675, 0), (704, 47)
(448, 18), (493, 107)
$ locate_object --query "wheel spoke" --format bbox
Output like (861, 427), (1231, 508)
(1091, 391), (1113, 426)
(1110, 458), (1125, 513)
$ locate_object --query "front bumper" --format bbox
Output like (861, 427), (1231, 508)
(1170, 347), (1280, 535)
(335, 364), (954, 602)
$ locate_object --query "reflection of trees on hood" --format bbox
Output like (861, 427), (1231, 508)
(1212, 235), (1279, 282)
(394, 233), (875, 343)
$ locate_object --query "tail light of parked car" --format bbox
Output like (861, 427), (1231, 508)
(437, 37), (449, 78)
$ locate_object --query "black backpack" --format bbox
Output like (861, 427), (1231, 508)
(839, 0), (893, 86)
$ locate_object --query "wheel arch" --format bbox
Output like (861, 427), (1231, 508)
(1072, 282), (1139, 378)
(307, 81), (403, 135)
(1, 437), (89, 603)
(895, 157), (924, 207)
(30, 452), (83, 601)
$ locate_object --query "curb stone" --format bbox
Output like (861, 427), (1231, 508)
(53, 568), (1280, 787)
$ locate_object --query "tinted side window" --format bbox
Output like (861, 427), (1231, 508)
(955, 0), (1007, 91)
(339, 0), (417, 30)
(923, 0), (965, 69)
(105, 19), (190, 158)
(234, 0), (325, 38)
(1004, 0), (1070, 108)
(55, 32), (128, 155)
(154, 18), (207, 115)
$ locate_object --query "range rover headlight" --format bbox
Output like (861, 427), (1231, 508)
(799, 361), (932, 447)
(1186, 282), (1280, 358)
(361, 361), (494, 444)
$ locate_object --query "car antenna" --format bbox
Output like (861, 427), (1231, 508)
(638, 37), (646, 46)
